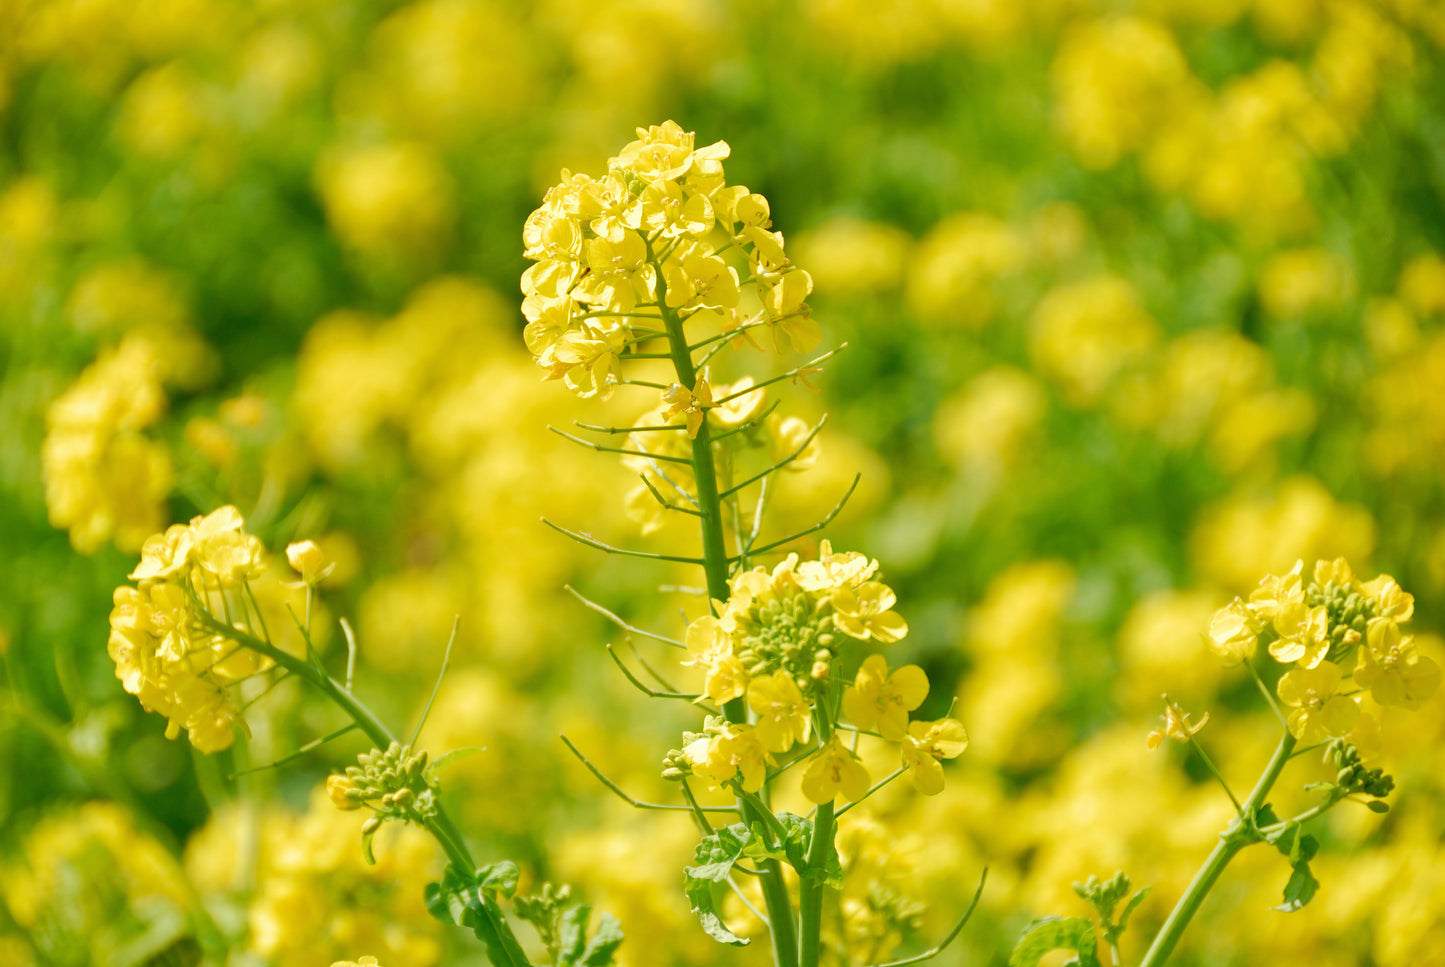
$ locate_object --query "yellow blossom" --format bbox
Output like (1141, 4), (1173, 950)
(842, 654), (929, 741)
(661, 374), (712, 439)
(747, 671), (812, 753)
(801, 736), (871, 804)
(1277, 661), (1359, 743)
(831, 582), (908, 643)
(1354, 619), (1439, 711)
(286, 540), (334, 586)
(900, 719), (969, 795)
(684, 724), (769, 792)
(1146, 700), (1209, 750)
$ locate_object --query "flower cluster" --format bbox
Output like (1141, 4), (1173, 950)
(521, 120), (818, 400)
(677, 542), (966, 802)
(107, 506), (284, 752)
(1207, 558), (1437, 744)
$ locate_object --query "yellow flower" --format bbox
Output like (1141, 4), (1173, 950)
(1277, 661), (1359, 743)
(286, 540), (334, 587)
(684, 724), (769, 792)
(1146, 700), (1209, 750)
(1204, 599), (1258, 662)
(1247, 560), (1304, 618)
(1361, 574), (1414, 621)
(900, 719), (969, 795)
(801, 736), (871, 804)
(831, 582), (907, 644)
(796, 540), (877, 591)
(1267, 601), (1330, 667)
(1313, 556), (1357, 590)
(685, 616), (749, 705)
(841, 654), (929, 742)
(327, 774), (363, 811)
(332, 958), (382, 967)
(661, 374), (712, 439)
(747, 671), (812, 753)
(1354, 618), (1439, 711)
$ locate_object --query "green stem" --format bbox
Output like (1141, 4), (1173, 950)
(1138, 731), (1297, 967)
(203, 620), (529, 963)
(797, 799), (834, 967)
(657, 280), (799, 967)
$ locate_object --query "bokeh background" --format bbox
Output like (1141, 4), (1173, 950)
(3, 0), (1445, 965)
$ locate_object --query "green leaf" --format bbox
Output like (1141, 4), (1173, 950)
(580, 912), (624, 966)
(478, 860), (520, 899)
(557, 904), (591, 966)
(1274, 859), (1320, 913)
(683, 824), (754, 946)
(423, 864), (530, 966)
(1009, 917), (1101, 967)
(1117, 886), (1151, 934)
(1263, 822), (1321, 912)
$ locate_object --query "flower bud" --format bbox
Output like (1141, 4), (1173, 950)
(328, 774), (362, 811)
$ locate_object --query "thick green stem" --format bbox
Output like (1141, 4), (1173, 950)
(797, 799), (835, 967)
(1138, 732), (1297, 967)
(657, 289), (799, 967)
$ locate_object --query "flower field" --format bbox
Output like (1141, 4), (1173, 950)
(2, 2), (1445, 966)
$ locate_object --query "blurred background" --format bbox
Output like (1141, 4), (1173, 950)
(2, 0), (1445, 964)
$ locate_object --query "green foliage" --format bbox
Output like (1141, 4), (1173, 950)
(1009, 916), (1101, 967)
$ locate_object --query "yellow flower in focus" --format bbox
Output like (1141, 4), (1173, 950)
(1354, 619), (1439, 711)
(831, 582), (907, 644)
(1277, 661), (1359, 743)
(747, 671), (812, 753)
(1146, 699), (1209, 750)
(1267, 601), (1329, 668)
(684, 724), (769, 792)
(842, 654), (929, 741)
(685, 615), (750, 705)
(796, 540), (878, 591)
(900, 719), (969, 795)
(801, 736), (871, 804)
(661, 374), (712, 439)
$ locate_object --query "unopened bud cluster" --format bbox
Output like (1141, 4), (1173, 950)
(329, 741), (438, 825)
(1325, 740), (1395, 800)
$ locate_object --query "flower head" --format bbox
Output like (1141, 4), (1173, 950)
(801, 736), (871, 804)
(900, 719), (969, 795)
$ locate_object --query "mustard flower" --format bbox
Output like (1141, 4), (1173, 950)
(1146, 700), (1209, 750)
(747, 671), (812, 753)
(1361, 574), (1414, 621)
(661, 374), (712, 439)
(1277, 661), (1359, 743)
(900, 719), (969, 795)
(332, 959), (382, 967)
(1205, 599), (1259, 662)
(801, 736), (871, 804)
(1267, 601), (1330, 667)
(1354, 618), (1440, 711)
(842, 654), (929, 741)
(685, 615), (750, 705)
(831, 582), (908, 644)
(684, 723), (769, 792)
(286, 540), (334, 587)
